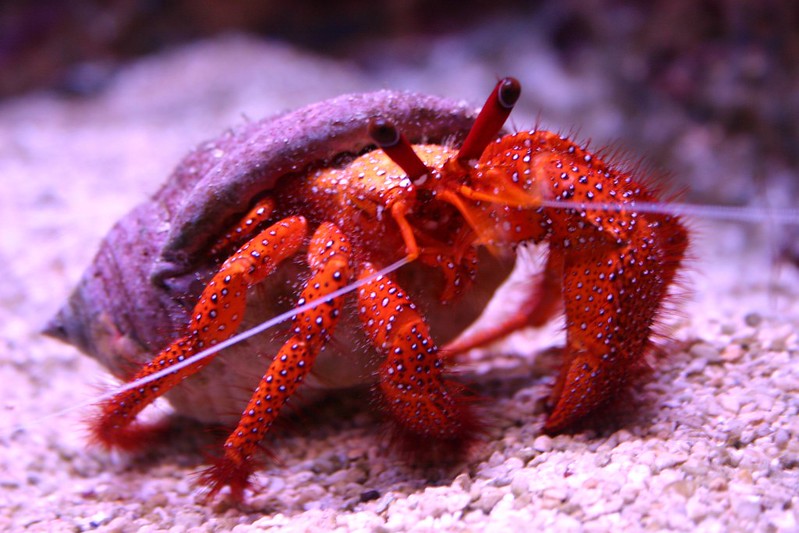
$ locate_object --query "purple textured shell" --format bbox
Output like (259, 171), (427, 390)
(45, 90), (481, 399)
(157, 90), (480, 272)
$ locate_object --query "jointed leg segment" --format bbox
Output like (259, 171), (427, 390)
(91, 216), (308, 449)
(357, 264), (474, 448)
(199, 222), (353, 499)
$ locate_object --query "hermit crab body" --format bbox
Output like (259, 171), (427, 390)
(47, 78), (688, 501)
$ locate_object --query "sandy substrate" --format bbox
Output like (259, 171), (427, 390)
(1, 35), (798, 532)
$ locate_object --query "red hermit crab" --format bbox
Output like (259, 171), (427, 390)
(46, 77), (688, 501)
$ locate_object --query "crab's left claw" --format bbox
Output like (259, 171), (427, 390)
(544, 216), (688, 432)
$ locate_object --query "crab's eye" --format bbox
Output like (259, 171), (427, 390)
(368, 118), (430, 181)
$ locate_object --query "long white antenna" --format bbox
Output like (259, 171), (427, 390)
(538, 199), (799, 225)
(8, 257), (412, 430)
